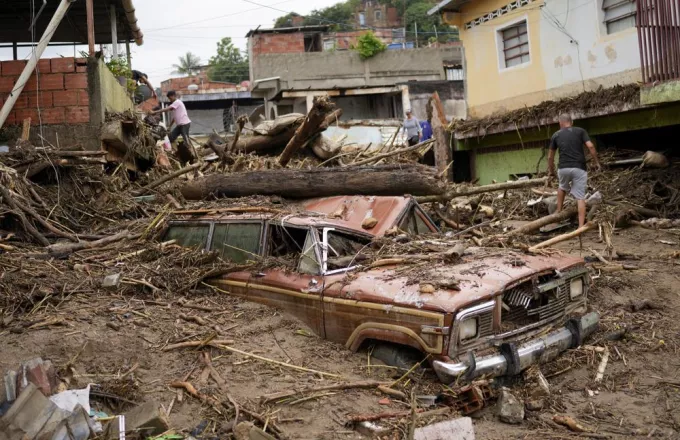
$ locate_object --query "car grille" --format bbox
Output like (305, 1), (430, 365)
(502, 281), (569, 329)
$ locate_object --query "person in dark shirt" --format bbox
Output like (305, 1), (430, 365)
(131, 70), (157, 102)
(548, 114), (601, 228)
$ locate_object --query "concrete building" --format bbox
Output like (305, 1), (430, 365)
(356, 0), (402, 28)
(429, 0), (680, 184)
(248, 25), (466, 125)
(159, 68), (262, 135)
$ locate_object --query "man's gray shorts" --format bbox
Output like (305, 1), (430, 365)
(558, 168), (587, 200)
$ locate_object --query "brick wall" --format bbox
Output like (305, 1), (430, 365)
(251, 33), (305, 56)
(0, 57), (89, 126)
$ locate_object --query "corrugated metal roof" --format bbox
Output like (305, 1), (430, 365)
(0, 0), (143, 45)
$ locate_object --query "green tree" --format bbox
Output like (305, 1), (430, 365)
(303, 3), (355, 30)
(404, 2), (444, 46)
(207, 38), (249, 83)
(274, 12), (301, 28)
(172, 52), (202, 76)
(354, 31), (387, 59)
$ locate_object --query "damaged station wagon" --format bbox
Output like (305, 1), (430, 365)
(165, 196), (599, 384)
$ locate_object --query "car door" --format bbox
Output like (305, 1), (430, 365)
(246, 223), (325, 338)
(206, 221), (264, 298)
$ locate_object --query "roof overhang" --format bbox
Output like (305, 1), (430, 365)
(0, 0), (143, 46)
(428, 0), (469, 15)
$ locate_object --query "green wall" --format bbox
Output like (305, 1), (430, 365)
(457, 102), (680, 184)
(474, 147), (552, 185)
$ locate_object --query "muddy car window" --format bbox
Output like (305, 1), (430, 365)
(326, 231), (369, 270)
(299, 231), (321, 274)
(164, 225), (210, 249)
(266, 224), (320, 274)
(211, 223), (262, 263)
(400, 208), (434, 235)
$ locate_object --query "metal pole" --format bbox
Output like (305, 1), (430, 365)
(12, 42), (18, 60)
(110, 4), (119, 59)
(86, 0), (95, 55)
(0, 0), (76, 129)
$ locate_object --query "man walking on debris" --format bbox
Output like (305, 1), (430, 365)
(548, 113), (602, 228)
(403, 109), (422, 146)
(151, 91), (194, 159)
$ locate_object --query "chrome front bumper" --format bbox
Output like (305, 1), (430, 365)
(433, 312), (600, 384)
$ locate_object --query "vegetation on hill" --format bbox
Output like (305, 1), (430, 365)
(273, 0), (458, 45)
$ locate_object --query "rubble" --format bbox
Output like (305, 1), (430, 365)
(497, 388), (524, 424)
(0, 96), (678, 439)
(413, 417), (475, 440)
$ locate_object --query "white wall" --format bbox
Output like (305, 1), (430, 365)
(539, 0), (641, 90)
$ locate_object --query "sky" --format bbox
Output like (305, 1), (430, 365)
(3, 0), (340, 88)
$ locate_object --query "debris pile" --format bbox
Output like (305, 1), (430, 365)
(0, 95), (679, 439)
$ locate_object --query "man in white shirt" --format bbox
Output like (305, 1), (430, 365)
(151, 90), (193, 152)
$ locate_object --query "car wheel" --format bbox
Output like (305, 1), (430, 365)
(369, 342), (426, 371)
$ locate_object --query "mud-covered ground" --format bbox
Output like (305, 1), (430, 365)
(1, 226), (679, 439)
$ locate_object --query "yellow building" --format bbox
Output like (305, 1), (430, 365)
(429, 0), (680, 184)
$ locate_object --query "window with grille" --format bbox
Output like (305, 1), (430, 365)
(602, 0), (637, 34)
(445, 66), (465, 80)
(500, 21), (530, 68)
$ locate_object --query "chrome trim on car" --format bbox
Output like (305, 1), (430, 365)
(434, 312), (600, 384)
(449, 300), (495, 357)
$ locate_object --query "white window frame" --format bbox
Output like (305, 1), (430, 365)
(601, 0), (637, 35)
(375, 9), (383, 21)
(495, 15), (532, 72)
(359, 12), (366, 26)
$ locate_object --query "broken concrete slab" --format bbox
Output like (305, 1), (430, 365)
(413, 417), (475, 440)
(497, 388), (524, 424)
(101, 273), (121, 288)
(15, 358), (59, 397)
(105, 401), (168, 439)
(3, 371), (17, 402)
(0, 383), (67, 440)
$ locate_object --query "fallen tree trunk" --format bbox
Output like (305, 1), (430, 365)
(417, 177), (549, 203)
(279, 97), (335, 166)
(47, 229), (136, 255)
(528, 222), (595, 251)
(507, 206), (578, 236)
(133, 163), (201, 196)
(232, 129), (296, 153)
(181, 164), (446, 200)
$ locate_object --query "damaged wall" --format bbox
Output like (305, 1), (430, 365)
(0, 57), (100, 149)
(406, 80), (466, 121)
(87, 57), (133, 127)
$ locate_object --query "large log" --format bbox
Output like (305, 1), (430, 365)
(416, 177), (549, 203)
(181, 164), (446, 200)
(279, 97), (335, 166)
(506, 206), (578, 236)
(231, 129), (296, 154)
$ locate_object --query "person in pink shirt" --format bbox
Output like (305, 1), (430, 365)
(151, 90), (193, 152)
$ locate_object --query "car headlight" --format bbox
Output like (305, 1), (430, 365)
(459, 318), (478, 341)
(570, 277), (584, 300)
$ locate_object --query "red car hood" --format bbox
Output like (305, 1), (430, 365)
(323, 249), (584, 314)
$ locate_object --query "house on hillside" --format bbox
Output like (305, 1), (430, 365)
(159, 67), (262, 135)
(247, 24), (465, 139)
(0, 0), (145, 153)
(356, 0), (402, 28)
(429, 0), (680, 184)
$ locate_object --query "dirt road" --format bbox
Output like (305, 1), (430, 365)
(1, 226), (678, 439)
